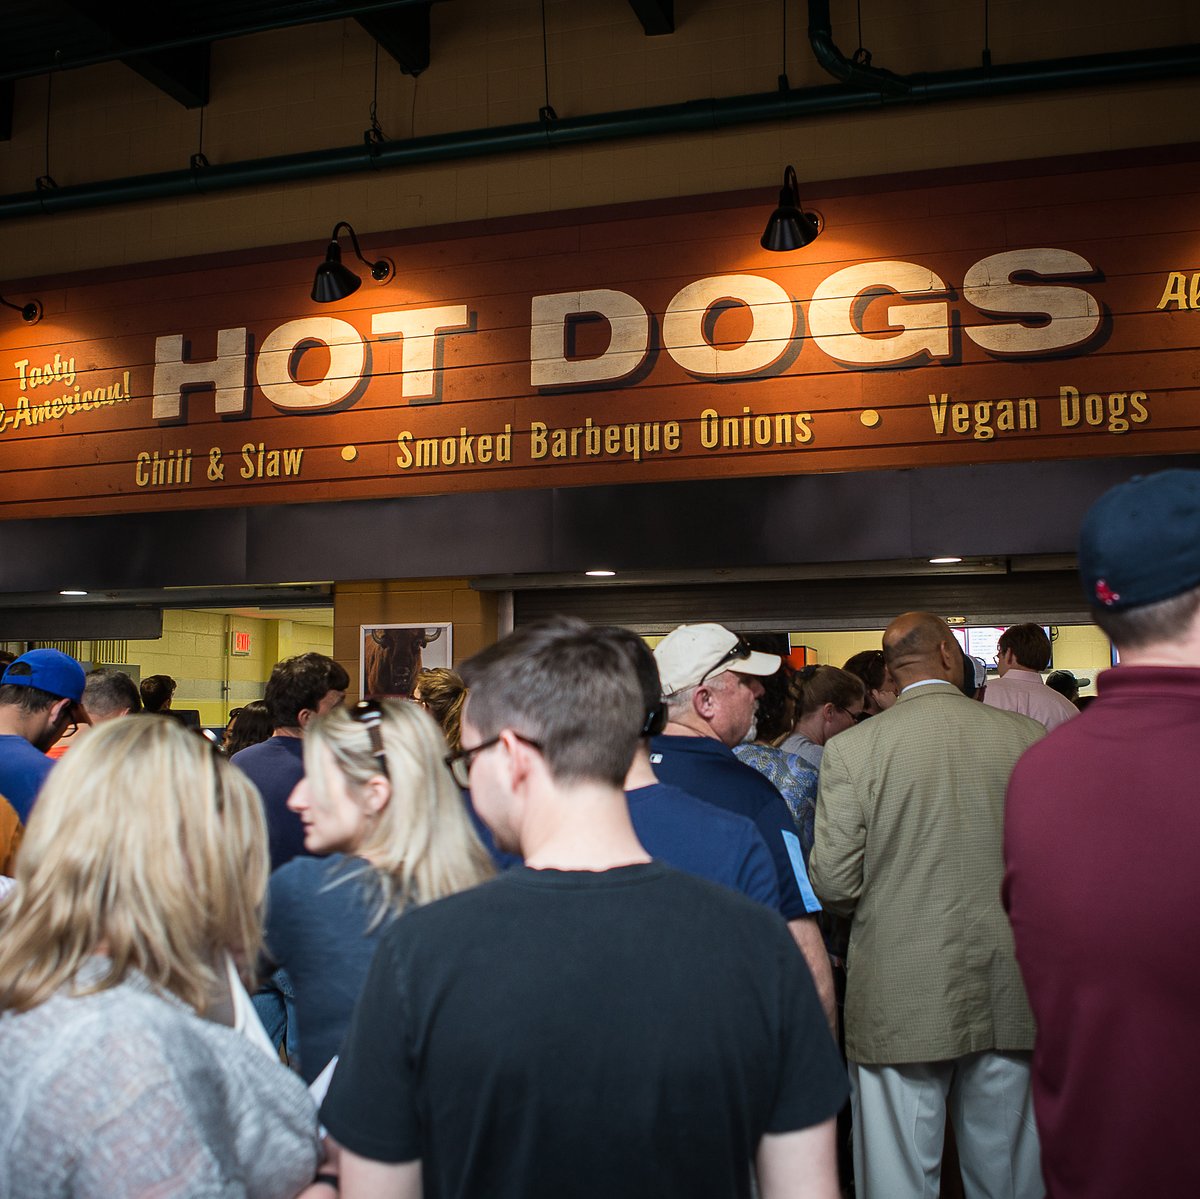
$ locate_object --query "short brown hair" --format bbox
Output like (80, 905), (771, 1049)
(997, 624), (1052, 671)
(139, 674), (176, 712)
(265, 653), (350, 729)
(461, 618), (642, 788)
(0, 682), (59, 715)
(1091, 584), (1200, 650)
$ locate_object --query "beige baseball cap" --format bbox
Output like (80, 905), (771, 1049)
(653, 623), (780, 697)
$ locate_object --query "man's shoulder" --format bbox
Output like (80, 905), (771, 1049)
(967, 694), (1045, 741)
(1006, 703), (1096, 778)
(630, 779), (706, 815)
(232, 736), (299, 762)
(630, 781), (758, 833)
(393, 862), (772, 931)
(829, 686), (1041, 766)
(650, 734), (732, 762)
(0, 734), (49, 767)
(231, 736), (303, 781)
(653, 735), (778, 793)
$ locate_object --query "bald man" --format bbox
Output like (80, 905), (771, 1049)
(809, 613), (1045, 1199)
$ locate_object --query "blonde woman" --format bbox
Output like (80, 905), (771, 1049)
(0, 717), (328, 1199)
(265, 698), (494, 1083)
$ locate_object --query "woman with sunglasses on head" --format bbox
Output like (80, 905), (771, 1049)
(265, 698), (494, 1085)
(776, 666), (866, 770)
(0, 716), (330, 1199)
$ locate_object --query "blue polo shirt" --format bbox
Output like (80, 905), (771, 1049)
(649, 734), (819, 921)
(627, 781), (780, 911)
(0, 735), (55, 822)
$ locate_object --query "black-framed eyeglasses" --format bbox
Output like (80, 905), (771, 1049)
(839, 705), (867, 724)
(698, 636), (753, 686)
(350, 699), (389, 777)
(445, 731), (544, 789)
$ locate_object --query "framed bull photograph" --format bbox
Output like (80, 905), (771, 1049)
(359, 623), (454, 700)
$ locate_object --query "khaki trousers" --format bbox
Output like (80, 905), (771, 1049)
(849, 1052), (1043, 1199)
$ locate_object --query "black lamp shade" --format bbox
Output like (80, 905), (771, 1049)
(760, 205), (820, 252)
(311, 243), (362, 303)
(760, 165), (821, 252)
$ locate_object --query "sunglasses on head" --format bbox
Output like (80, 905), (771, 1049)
(699, 636), (753, 686)
(350, 699), (389, 777)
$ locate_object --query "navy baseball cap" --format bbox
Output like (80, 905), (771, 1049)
(1046, 669), (1089, 694)
(2, 649), (90, 720)
(1078, 470), (1200, 611)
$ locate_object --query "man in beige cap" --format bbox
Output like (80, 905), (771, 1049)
(650, 623), (835, 1031)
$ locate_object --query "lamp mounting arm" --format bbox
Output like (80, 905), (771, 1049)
(0, 294), (43, 324)
(327, 221), (394, 284)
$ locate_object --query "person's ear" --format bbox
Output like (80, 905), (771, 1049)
(499, 729), (540, 789)
(361, 774), (390, 815)
(692, 683), (717, 719)
(297, 706), (316, 730)
(938, 640), (956, 670)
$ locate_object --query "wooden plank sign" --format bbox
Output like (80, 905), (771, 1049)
(1, 148), (1198, 520)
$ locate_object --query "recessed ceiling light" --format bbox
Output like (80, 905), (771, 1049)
(928, 556), (962, 565)
(585, 569), (616, 578)
(59, 589), (88, 596)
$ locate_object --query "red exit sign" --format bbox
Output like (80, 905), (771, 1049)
(230, 630), (252, 656)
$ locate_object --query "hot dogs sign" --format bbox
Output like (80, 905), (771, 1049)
(0, 148), (1196, 519)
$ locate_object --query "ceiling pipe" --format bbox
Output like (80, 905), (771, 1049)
(0, 34), (1196, 223)
(806, 0), (910, 96)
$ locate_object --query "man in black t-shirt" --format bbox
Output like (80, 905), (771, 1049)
(322, 619), (847, 1199)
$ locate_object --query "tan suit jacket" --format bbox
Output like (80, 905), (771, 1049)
(809, 681), (1043, 1065)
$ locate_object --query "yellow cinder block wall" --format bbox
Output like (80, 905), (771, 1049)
(128, 609), (334, 726)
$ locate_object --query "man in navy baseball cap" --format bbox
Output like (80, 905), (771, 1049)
(0, 648), (90, 822)
(1004, 468), (1200, 1198)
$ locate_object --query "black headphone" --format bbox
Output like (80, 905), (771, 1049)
(641, 701), (667, 737)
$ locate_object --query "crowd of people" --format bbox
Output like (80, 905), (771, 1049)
(0, 467), (1197, 1198)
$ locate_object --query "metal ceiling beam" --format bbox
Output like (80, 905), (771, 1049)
(121, 43), (210, 109)
(355, 2), (431, 76)
(0, 0), (439, 82)
(627, 0), (674, 36)
(49, 1), (210, 107)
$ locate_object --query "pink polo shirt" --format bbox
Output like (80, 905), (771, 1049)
(983, 669), (1078, 731)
